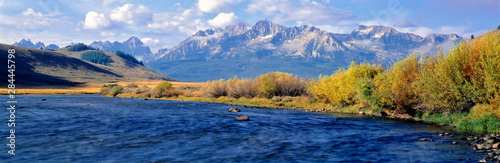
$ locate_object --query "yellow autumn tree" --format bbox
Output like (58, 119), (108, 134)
(374, 55), (420, 113)
(308, 62), (382, 106)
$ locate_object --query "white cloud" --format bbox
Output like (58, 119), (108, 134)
(246, 0), (356, 25)
(22, 8), (43, 19)
(110, 4), (152, 25)
(207, 12), (243, 28)
(198, 0), (240, 13)
(141, 37), (160, 45)
(83, 11), (110, 29)
(147, 8), (208, 35)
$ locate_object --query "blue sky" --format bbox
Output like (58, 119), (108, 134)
(0, 0), (499, 52)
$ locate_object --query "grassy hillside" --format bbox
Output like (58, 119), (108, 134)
(0, 44), (175, 87)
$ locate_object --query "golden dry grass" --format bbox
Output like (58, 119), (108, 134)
(0, 81), (205, 95)
(113, 81), (205, 88)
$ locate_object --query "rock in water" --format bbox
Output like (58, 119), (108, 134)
(236, 115), (250, 121)
(418, 138), (433, 141)
(42, 98), (46, 101)
(229, 108), (241, 112)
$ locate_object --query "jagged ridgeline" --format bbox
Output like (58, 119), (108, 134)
(148, 20), (463, 82)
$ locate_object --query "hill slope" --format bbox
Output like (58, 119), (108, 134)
(0, 44), (174, 86)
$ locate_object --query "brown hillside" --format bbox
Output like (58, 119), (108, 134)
(0, 44), (175, 86)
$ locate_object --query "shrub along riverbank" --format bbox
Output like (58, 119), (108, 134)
(108, 31), (500, 133)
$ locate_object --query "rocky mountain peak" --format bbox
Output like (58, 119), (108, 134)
(126, 36), (142, 46)
(251, 19), (285, 36)
(90, 36), (153, 61)
(12, 39), (58, 49)
(351, 25), (398, 38)
(225, 23), (248, 36)
(194, 28), (224, 36)
(423, 34), (461, 44)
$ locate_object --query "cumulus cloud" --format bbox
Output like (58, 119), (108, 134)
(83, 11), (110, 29)
(207, 12), (243, 28)
(22, 8), (43, 19)
(198, 0), (240, 13)
(110, 4), (152, 25)
(147, 8), (208, 35)
(141, 37), (160, 45)
(246, 0), (356, 25)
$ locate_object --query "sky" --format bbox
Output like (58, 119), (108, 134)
(0, 0), (499, 52)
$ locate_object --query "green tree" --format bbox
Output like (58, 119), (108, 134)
(69, 43), (95, 52)
(471, 34), (475, 40)
(116, 51), (143, 66)
(81, 51), (112, 65)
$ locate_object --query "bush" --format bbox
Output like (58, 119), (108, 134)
(157, 81), (173, 90)
(68, 43), (95, 52)
(257, 72), (307, 98)
(201, 72), (307, 99)
(110, 85), (124, 97)
(282, 96), (294, 102)
(183, 91), (203, 97)
(374, 55), (420, 113)
(162, 89), (184, 97)
(81, 51), (112, 65)
(308, 62), (383, 106)
(201, 79), (228, 98)
(145, 81), (183, 98)
(142, 84), (148, 88)
(415, 32), (500, 112)
(126, 83), (138, 88)
(149, 81), (176, 98)
(227, 77), (258, 98)
(100, 84), (123, 97)
(271, 96), (282, 102)
(355, 78), (378, 107)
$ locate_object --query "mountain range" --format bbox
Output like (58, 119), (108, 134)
(148, 19), (463, 81)
(13, 39), (60, 50)
(89, 36), (155, 61)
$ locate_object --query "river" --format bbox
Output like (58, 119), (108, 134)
(0, 95), (483, 162)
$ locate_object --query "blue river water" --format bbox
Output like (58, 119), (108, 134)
(0, 95), (484, 162)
